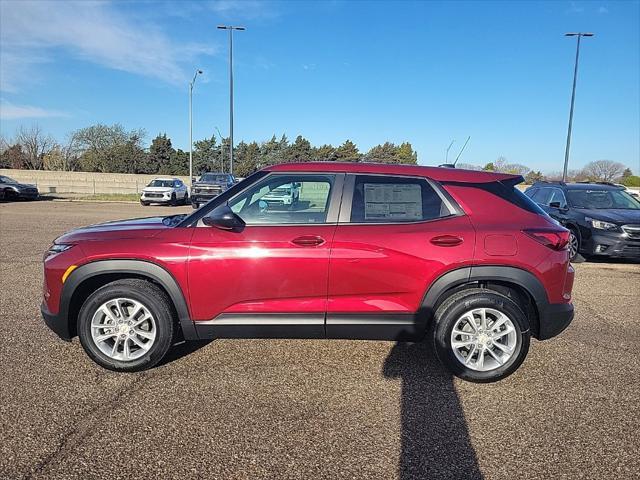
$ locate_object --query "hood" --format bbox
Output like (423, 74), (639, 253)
(578, 208), (640, 224)
(194, 180), (227, 186)
(55, 216), (171, 243)
(5, 182), (37, 189)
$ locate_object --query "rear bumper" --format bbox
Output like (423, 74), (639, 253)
(41, 302), (72, 341)
(537, 302), (574, 340)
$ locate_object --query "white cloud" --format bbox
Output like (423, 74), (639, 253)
(0, 100), (68, 120)
(208, 0), (281, 21)
(0, 1), (215, 92)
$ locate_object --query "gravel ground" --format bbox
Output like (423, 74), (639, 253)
(1, 200), (639, 480)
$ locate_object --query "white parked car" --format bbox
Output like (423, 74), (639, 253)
(262, 182), (300, 207)
(140, 178), (189, 206)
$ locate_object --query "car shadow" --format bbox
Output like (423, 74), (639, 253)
(158, 339), (213, 367)
(383, 342), (483, 480)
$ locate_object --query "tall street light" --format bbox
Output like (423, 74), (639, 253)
(562, 32), (594, 182)
(189, 69), (203, 190)
(217, 25), (245, 176)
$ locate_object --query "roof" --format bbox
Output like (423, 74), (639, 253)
(264, 162), (521, 184)
(533, 181), (622, 191)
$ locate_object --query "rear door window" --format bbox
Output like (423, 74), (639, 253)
(348, 175), (451, 223)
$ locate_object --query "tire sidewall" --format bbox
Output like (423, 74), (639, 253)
(568, 226), (581, 261)
(78, 284), (173, 371)
(433, 292), (530, 382)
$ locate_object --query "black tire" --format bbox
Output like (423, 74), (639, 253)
(140, 200), (150, 206)
(567, 226), (584, 262)
(6, 190), (18, 201)
(77, 279), (175, 372)
(182, 193), (189, 205)
(170, 193), (177, 206)
(430, 288), (530, 383)
(192, 202), (199, 209)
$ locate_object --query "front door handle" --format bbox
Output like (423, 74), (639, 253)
(430, 235), (463, 247)
(291, 235), (325, 247)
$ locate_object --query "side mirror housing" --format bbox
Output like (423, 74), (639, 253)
(202, 204), (245, 231)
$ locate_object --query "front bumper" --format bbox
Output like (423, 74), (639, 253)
(41, 302), (72, 341)
(141, 194), (172, 203)
(582, 231), (640, 258)
(17, 190), (39, 200)
(537, 302), (574, 340)
(191, 194), (219, 204)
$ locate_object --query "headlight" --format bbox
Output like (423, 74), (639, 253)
(586, 217), (618, 231)
(45, 244), (74, 258)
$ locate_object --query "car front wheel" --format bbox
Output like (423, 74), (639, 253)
(431, 288), (530, 383)
(77, 279), (175, 372)
(568, 227), (580, 261)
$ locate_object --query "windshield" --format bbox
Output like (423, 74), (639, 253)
(567, 189), (640, 210)
(0, 176), (17, 184)
(200, 174), (230, 183)
(148, 180), (174, 188)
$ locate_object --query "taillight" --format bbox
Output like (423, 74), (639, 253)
(523, 228), (570, 251)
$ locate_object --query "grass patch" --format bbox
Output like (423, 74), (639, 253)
(76, 193), (140, 202)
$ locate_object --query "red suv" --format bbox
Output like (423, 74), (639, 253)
(42, 162), (574, 382)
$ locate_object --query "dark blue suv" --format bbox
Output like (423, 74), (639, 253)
(524, 181), (640, 260)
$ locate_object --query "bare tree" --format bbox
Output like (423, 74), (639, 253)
(15, 125), (56, 170)
(583, 160), (627, 182)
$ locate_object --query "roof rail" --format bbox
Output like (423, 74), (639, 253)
(534, 180), (566, 186)
(576, 181), (621, 187)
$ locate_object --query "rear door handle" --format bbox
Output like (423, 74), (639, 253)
(430, 235), (463, 247)
(291, 235), (325, 247)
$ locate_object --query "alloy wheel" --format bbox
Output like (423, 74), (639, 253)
(450, 308), (518, 372)
(90, 298), (157, 362)
(569, 231), (579, 259)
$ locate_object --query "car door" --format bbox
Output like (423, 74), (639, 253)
(188, 173), (344, 338)
(533, 187), (570, 224)
(326, 174), (475, 340)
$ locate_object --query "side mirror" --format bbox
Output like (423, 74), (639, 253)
(549, 201), (561, 209)
(202, 204), (245, 231)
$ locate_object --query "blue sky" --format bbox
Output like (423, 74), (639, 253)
(0, 0), (638, 173)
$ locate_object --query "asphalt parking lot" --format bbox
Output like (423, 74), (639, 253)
(1, 200), (639, 480)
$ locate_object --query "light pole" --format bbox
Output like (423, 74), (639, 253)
(562, 32), (594, 182)
(189, 69), (203, 190)
(217, 25), (245, 176)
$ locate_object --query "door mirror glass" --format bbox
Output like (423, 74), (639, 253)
(203, 204), (245, 231)
(549, 201), (561, 209)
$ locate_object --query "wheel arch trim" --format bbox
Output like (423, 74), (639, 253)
(421, 265), (550, 319)
(60, 259), (196, 339)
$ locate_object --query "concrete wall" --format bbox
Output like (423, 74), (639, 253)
(0, 169), (189, 195)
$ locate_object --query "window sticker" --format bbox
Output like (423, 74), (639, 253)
(363, 183), (422, 220)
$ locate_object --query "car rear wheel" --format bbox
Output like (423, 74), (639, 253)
(192, 202), (199, 209)
(77, 279), (175, 372)
(430, 288), (530, 383)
